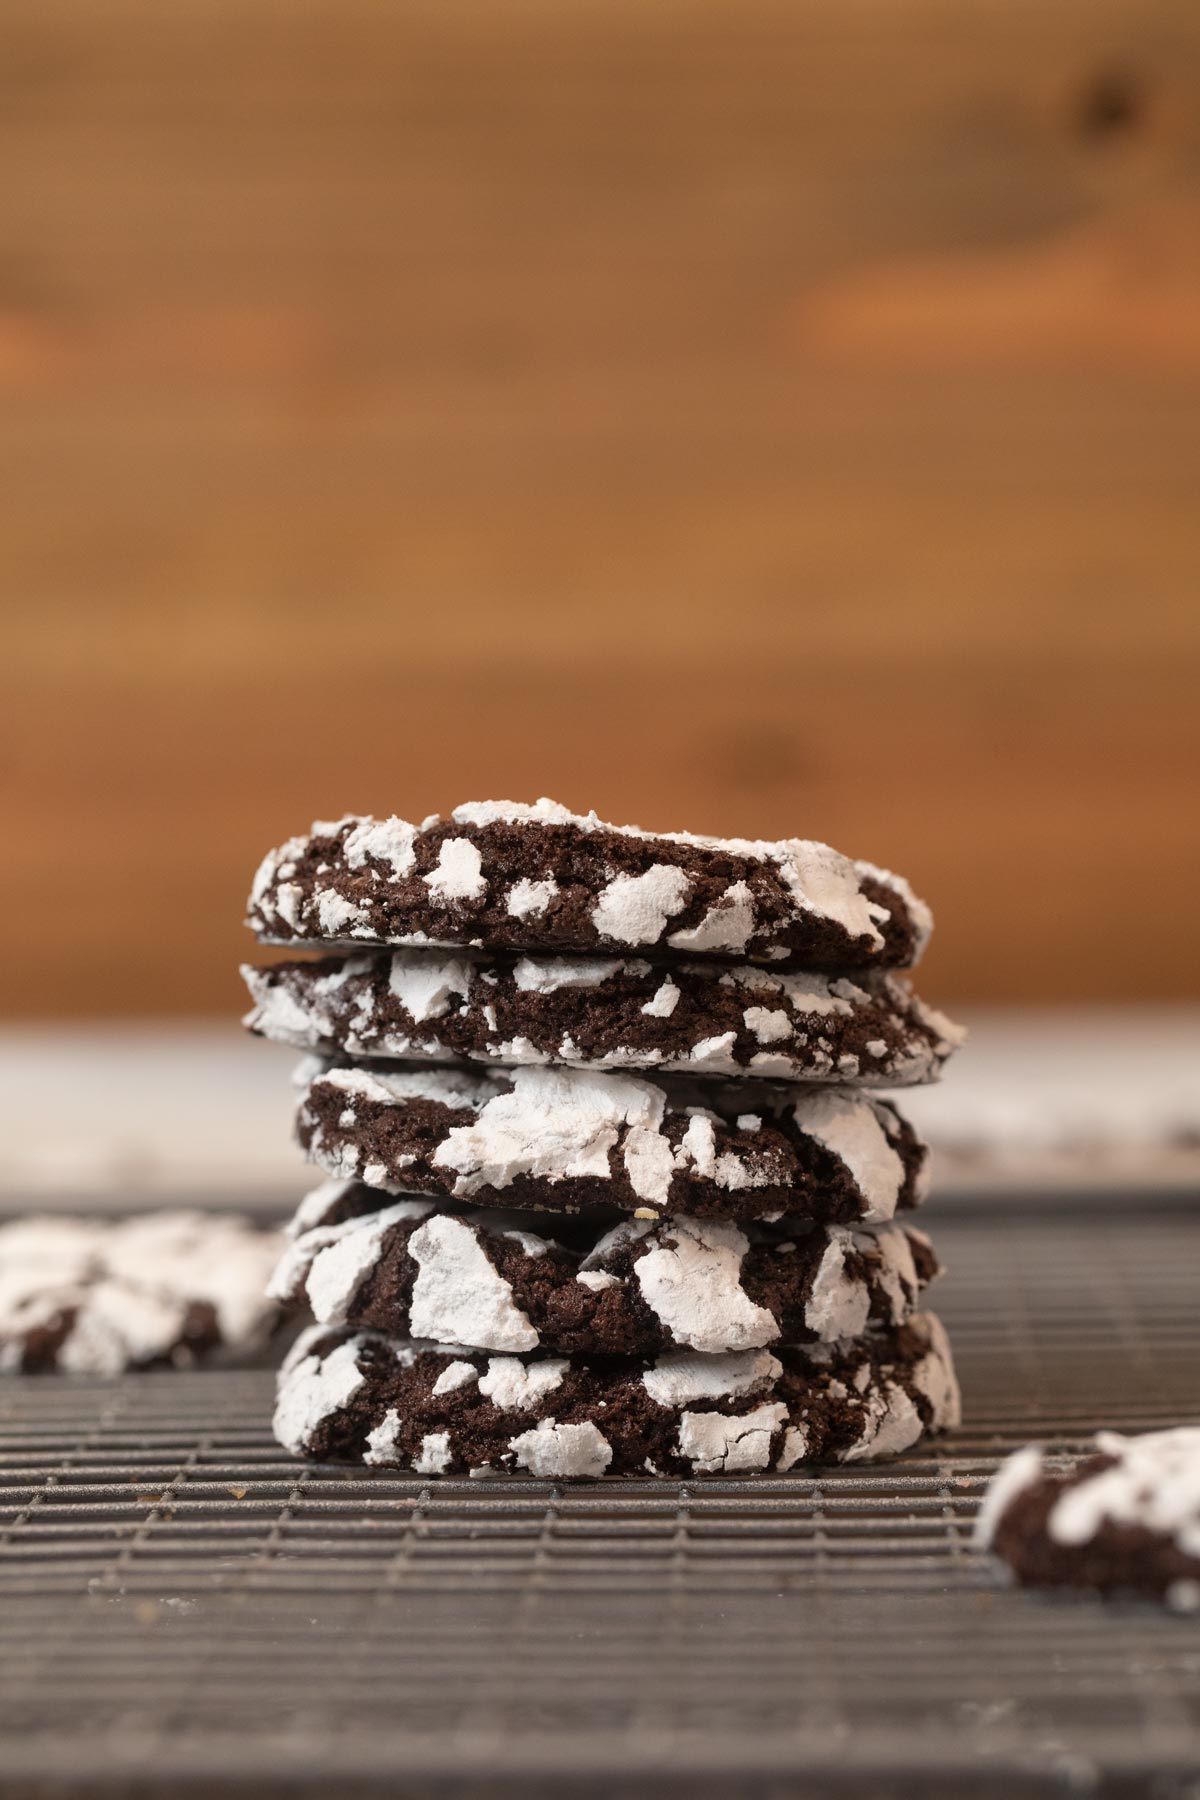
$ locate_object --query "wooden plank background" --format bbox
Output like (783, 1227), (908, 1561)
(3, 0), (1199, 1015)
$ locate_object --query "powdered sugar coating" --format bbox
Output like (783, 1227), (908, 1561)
(273, 1190), (936, 1356)
(509, 1418), (613, 1479)
(478, 1355), (568, 1410)
(407, 1214), (538, 1351)
(641, 1347), (782, 1407)
(592, 866), (692, 945)
(633, 1217), (776, 1354)
(677, 1402), (788, 1473)
(789, 1091), (907, 1220)
(246, 799), (931, 972)
(274, 1337), (369, 1456)
(295, 1062), (928, 1228)
(424, 838), (486, 902)
(432, 1359), (479, 1396)
(273, 1312), (957, 1478)
(243, 951), (960, 1086)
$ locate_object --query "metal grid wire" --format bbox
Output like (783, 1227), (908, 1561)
(2, 1203), (1200, 1798)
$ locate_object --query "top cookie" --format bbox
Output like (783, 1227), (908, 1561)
(247, 798), (931, 971)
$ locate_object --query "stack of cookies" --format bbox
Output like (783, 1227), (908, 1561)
(243, 799), (964, 1480)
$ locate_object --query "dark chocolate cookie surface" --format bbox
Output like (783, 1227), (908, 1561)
(270, 1191), (937, 1356)
(247, 799), (930, 971)
(274, 1311), (959, 1478)
(295, 1060), (929, 1226)
(976, 1430), (1200, 1610)
(244, 950), (962, 1086)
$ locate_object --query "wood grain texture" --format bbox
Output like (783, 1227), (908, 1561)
(2, 0), (1198, 1014)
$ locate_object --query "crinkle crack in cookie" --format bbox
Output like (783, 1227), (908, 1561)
(244, 951), (962, 1086)
(295, 1061), (929, 1226)
(976, 1429), (1200, 1611)
(247, 798), (931, 971)
(270, 1191), (939, 1356)
(0, 1213), (282, 1375)
(274, 1312), (959, 1478)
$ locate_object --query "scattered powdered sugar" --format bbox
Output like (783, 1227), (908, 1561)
(287, 1179), (361, 1238)
(451, 799), (585, 829)
(641, 977), (680, 1018)
(790, 1091), (906, 1222)
(688, 1032), (739, 1069)
(273, 1337), (368, 1456)
(478, 1356), (568, 1411)
(315, 891), (370, 938)
(509, 1419), (613, 1479)
(854, 858), (933, 963)
(323, 1062), (495, 1109)
(363, 1409), (404, 1466)
(411, 1431), (453, 1475)
(641, 1347), (781, 1408)
(633, 1218), (776, 1354)
(431, 1066), (670, 1201)
(424, 838), (486, 903)
(867, 1226), (922, 1326)
(771, 841), (883, 946)
(579, 1218), (654, 1269)
(407, 1214), (539, 1351)
(505, 876), (559, 918)
(742, 1007), (793, 1044)
(773, 1425), (813, 1468)
(497, 1224), (551, 1258)
(775, 1424), (811, 1471)
(677, 1113), (717, 1177)
(591, 866), (691, 946)
(575, 1270), (620, 1292)
(241, 964), (325, 1046)
(512, 956), (623, 993)
(388, 954), (474, 1023)
(432, 1359), (479, 1396)
(666, 881), (756, 953)
(343, 818), (418, 877)
(288, 1201), (430, 1321)
(802, 1227), (873, 1342)
(677, 1402), (787, 1473)
(840, 1380), (924, 1463)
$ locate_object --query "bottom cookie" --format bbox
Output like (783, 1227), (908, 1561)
(274, 1311), (959, 1479)
(976, 1428), (1200, 1611)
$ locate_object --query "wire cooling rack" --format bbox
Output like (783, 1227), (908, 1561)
(2, 1201), (1199, 1798)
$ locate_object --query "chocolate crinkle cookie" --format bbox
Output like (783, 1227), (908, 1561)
(294, 1060), (929, 1226)
(976, 1428), (1200, 1611)
(274, 1311), (959, 1479)
(0, 1212), (283, 1375)
(243, 950), (962, 1086)
(269, 1189), (939, 1357)
(246, 798), (931, 972)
